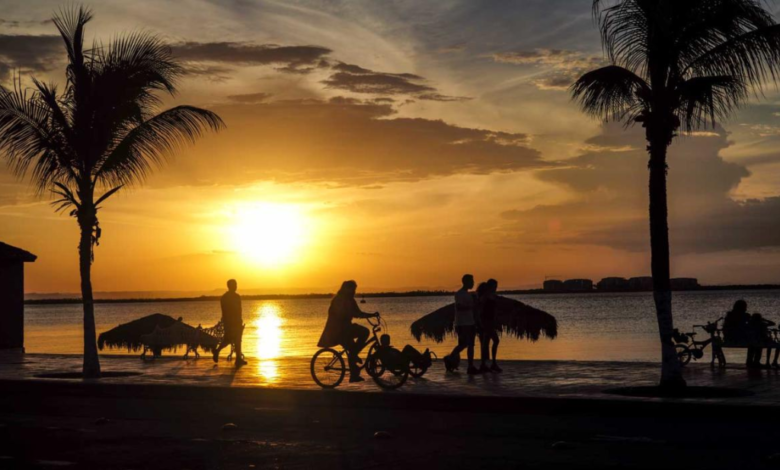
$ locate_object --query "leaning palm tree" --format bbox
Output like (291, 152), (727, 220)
(0, 7), (224, 378)
(572, 0), (780, 387)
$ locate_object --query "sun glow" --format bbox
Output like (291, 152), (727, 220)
(230, 203), (308, 266)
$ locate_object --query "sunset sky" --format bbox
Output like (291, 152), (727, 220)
(3, 0), (780, 295)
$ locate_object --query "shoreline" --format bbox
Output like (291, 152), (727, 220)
(24, 284), (780, 305)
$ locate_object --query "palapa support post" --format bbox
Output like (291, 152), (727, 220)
(0, 242), (37, 353)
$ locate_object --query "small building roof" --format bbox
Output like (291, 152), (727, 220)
(0, 242), (37, 262)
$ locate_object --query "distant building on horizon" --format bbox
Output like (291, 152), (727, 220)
(628, 276), (654, 291)
(543, 279), (565, 292)
(543, 276), (700, 293)
(597, 277), (629, 291)
(563, 279), (593, 292)
(671, 278), (700, 291)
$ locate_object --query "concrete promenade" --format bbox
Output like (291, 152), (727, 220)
(6, 353), (780, 469)
(5, 352), (780, 406)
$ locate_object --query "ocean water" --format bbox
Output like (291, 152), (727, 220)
(23, 290), (780, 364)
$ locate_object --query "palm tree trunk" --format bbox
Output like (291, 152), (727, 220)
(647, 138), (685, 388)
(78, 208), (101, 378)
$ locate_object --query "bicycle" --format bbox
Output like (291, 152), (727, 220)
(310, 314), (410, 390)
(674, 318), (725, 367)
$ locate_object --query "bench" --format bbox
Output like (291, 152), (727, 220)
(675, 320), (780, 367)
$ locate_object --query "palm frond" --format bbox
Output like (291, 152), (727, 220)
(581, 0), (780, 136)
(84, 32), (191, 165)
(685, 23), (780, 91)
(675, 75), (746, 130)
(94, 185), (123, 208)
(51, 181), (80, 214)
(96, 106), (224, 187)
(0, 85), (73, 193)
(100, 31), (183, 97)
(595, 0), (652, 75)
(571, 65), (649, 122)
(52, 6), (92, 87)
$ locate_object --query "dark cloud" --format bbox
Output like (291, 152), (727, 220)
(0, 34), (62, 81)
(323, 70), (432, 94)
(226, 92), (272, 104)
(436, 44), (466, 54)
(581, 197), (780, 254)
(417, 93), (470, 102)
(150, 99), (546, 187)
(499, 123), (780, 254)
(323, 62), (467, 101)
(171, 42), (332, 74)
(184, 64), (233, 82)
(533, 74), (577, 91)
(0, 18), (50, 29)
(493, 48), (606, 91)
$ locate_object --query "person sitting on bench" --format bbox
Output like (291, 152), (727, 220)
(724, 300), (764, 368)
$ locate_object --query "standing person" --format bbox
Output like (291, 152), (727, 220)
(479, 279), (502, 373)
(444, 274), (479, 375)
(749, 313), (775, 368)
(213, 279), (247, 367)
(317, 280), (379, 383)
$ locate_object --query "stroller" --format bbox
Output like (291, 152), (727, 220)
(402, 344), (434, 378)
(372, 334), (434, 379)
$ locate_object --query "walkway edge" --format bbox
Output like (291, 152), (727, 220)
(3, 378), (780, 420)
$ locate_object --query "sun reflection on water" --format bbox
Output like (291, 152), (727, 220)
(252, 303), (284, 382)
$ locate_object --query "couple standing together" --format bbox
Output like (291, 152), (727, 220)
(443, 274), (502, 375)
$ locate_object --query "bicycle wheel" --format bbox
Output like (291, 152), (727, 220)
(409, 362), (427, 378)
(311, 348), (346, 389)
(371, 358), (409, 390)
(365, 344), (385, 378)
(676, 344), (692, 366)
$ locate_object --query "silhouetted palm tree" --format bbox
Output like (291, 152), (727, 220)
(0, 7), (224, 378)
(572, 0), (780, 387)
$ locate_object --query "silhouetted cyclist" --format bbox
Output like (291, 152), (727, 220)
(318, 280), (379, 382)
(213, 279), (247, 367)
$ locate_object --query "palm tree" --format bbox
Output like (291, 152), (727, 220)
(0, 7), (224, 378)
(572, 0), (780, 387)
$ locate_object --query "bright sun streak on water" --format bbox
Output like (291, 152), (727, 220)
(253, 303), (284, 381)
(254, 304), (283, 360)
(230, 203), (307, 267)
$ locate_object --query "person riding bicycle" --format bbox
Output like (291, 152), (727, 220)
(317, 280), (379, 383)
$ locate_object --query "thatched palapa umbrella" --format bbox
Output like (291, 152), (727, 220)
(410, 296), (558, 343)
(98, 313), (179, 352)
(98, 313), (220, 356)
(140, 321), (220, 354)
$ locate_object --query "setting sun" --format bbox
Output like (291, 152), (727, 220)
(230, 203), (308, 267)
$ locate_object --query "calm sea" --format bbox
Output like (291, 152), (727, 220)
(24, 290), (780, 363)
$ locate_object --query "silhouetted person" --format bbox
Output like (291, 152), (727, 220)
(444, 274), (478, 375)
(723, 300), (749, 341)
(317, 280), (379, 383)
(479, 278), (502, 373)
(750, 313), (775, 368)
(723, 299), (763, 368)
(213, 279), (246, 367)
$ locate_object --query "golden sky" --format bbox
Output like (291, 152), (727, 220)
(3, 0), (780, 295)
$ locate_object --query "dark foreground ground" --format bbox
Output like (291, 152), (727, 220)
(3, 379), (780, 470)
